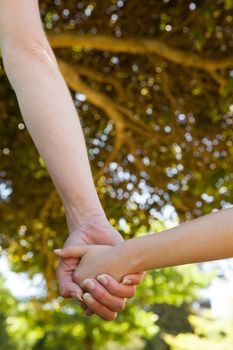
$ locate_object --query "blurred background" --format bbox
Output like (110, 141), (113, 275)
(0, 0), (233, 349)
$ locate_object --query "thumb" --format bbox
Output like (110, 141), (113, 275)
(54, 246), (88, 258)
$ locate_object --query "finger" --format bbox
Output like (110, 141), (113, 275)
(85, 309), (94, 317)
(79, 302), (94, 316)
(122, 272), (146, 286)
(96, 274), (136, 298)
(83, 293), (117, 321)
(56, 258), (83, 300)
(58, 276), (83, 300)
(69, 283), (84, 301)
(54, 246), (88, 259)
(80, 302), (88, 311)
(83, 279), (126, 312)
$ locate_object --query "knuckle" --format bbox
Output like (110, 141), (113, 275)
(56, 272), (69, 298)
(104, 278), (117, 292)
(94, 288), (110, 303)
(100, 289), (110, 301)
(59, 286), (70, 298)
(127, 286), (136, 298)
(116, 299), (126, 312)
(56, 265), (66, 280)
(109, 285), (118, 294)
(104, 284), (115, 294)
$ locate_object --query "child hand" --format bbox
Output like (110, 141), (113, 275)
(55, 243), (134, 288)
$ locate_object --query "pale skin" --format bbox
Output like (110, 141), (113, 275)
(0, 0), (144, 321)
(56, 208), (233, 295)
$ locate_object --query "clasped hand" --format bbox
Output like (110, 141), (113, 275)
(56, 243), (135, 287)
(56, 219), (144, 321)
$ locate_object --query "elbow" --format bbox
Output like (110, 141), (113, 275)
(3, 39), (57, 69)
(1, 40), (59, 91)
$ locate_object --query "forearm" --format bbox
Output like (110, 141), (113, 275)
(0, 1), (105, 231)
(124, 207), (233, 272)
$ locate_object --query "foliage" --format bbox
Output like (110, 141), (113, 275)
(0, 272), (157, 350)
(0, 275), (20, 350)
(0, 264), (213, 350)
(136, 264), (214, 350)
(164, 311), (233, 350)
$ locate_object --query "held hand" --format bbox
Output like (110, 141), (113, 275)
(56, 231), (89, 301)
(56, 217), (144, 320)
(56, 245), (124, 284)
(55, 242), (139, 290)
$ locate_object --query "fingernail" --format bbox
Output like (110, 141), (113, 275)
(83, 293), (94, 304)
(97, 274), (108, 286)
(122, 278), (132, 285)
(77, 294), (83, 301)
(83, 279), (95, 291)
(71, 292), (83, 301)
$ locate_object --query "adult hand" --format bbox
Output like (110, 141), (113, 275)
(79, 273), (144, 320)
(56, 214), (144, 320)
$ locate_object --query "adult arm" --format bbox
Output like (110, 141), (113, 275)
(0, 0), (143, 320)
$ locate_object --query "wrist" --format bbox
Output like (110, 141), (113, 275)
(65, 204), (107, 234)
(115, 238), (143, 275)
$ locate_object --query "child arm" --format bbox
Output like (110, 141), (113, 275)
(56, 207), (233, 283)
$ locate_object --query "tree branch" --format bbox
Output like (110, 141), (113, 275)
(115, 104), (156, 138)
(94, 133), (125, 182)
(125, 136), (165, 189)
(57, 58), (126, 131)
(48, 33), (233, 70)
(161, 69), (179, 111)
(57, 59), (130, 182)
(39, 190), (58, 223)
(208, 69), (228, 96)
(76, 65), (127, 102)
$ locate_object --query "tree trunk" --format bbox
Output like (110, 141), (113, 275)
(85, 336), (93, 350)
